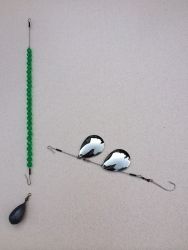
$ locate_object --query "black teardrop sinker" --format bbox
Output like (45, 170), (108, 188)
(9, 203), (26, 224)
(102, 149), (131, 171)
(9, 193), (31, 225)
(78, 135), (104, 158)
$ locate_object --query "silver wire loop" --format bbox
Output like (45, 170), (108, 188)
(28, 18), (31, 48)
(25, 193), (32, 202)
(28, 18), (31, 26)
(47, 145), (56, 153)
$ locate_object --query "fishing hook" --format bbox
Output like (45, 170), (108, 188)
(25, 168), (31, 185)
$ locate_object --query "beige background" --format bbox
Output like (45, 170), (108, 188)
(0, 0), (188, 249)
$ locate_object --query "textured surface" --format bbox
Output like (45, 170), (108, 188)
(0, 0), (188, 249)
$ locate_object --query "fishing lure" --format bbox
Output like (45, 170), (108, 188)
(9, 19), (33, 225)
(48, 135), (176, 192)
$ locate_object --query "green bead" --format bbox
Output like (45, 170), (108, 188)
(27, 159), (32, 164)
(27, 107), (32, 111)
(27, 122), (32, 126)
(27, 134), (32, 139)
(27, 101), (32, 106)
(27, 120), (32, 125)
(27, 163), (32, 168)
(27, 100), (32, 103)
(27, 118), (32, 123)
(27, 103), (32, 107)
(27, 48), (32, 53)
(27, 115), (32, 119)
(27, 151), (32, 156)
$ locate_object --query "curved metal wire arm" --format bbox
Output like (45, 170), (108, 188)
(47, 145), (176, 192)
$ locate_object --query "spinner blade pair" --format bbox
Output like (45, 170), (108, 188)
(78, 135), (131, 172)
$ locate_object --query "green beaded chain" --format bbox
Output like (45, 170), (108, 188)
(26, 48), (32, 168)
(25, 19), (32, 184)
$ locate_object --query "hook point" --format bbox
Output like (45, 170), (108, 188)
(168, 181), (176, 191)
(151, 179), (176, 192)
